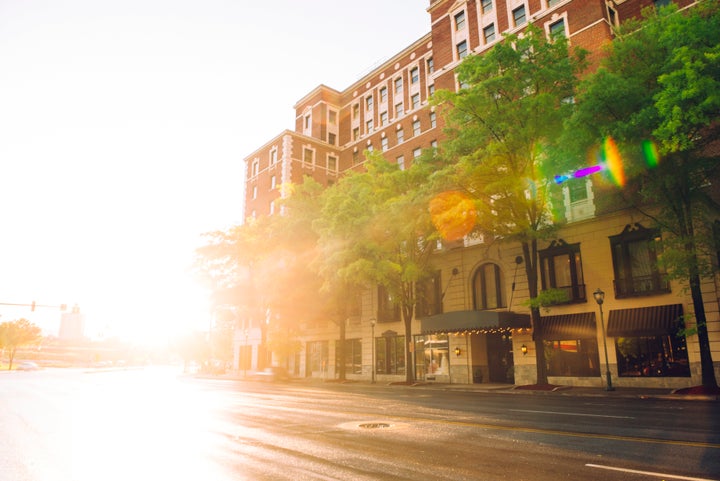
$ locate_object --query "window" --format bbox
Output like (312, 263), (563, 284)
(539, 240), (586, 303)
(549, 19), (566, 39)
(307, 341), (328, 376)
(328, 132), (336, 145)
(456, 40), (468, 59)
(366, 95), (373, 111)
(417, 271), (442, 318)
(366, 119), (373, 133)
(411, 93), (420, 110)
(352, 103), (360, 119)
(380, 111), (388, 126)
(270, 175), (276, 189)
(616, 332), (689, 378)
(610, 223), (668, 298)
(269, 200), (275, 215)
(377, 285), (400, 322)
(454, 11), (466, 30)
(327, 155), (337, 172)
(513, 6), (526, 27)
(481, 0), (493, 13)
(545, 339), (600, 377)
(252, 185), (257, 199)
(654, 0), (671, 8)
(394, 77), (403, 94)
(396, 155), (405, 170)
(547, 0), (562, 6)
(270, 148), (278, 165)
(335, 339), (362, 375)
(473, 263), (505, 309)
(428, 84), (435, 96)
(328, 110), (337, 125)
(303, 147), (314, 164)
(413, 147), (422, 159)
(379, 86), (388, 103)
(395, 102), (404, 117)
(381, 136), (389, 151)
(375, 334), (406, 375)
(304, 114), (311, 130)
(427, 57), (434, 74)
(397, 128), (404, 144)
(416, 334), (448, 379)
(568, 178), (588, 203)
(251, 159), (259, 177)
(353, 127), (360, 141)
(413, 119), (421, 136)
(410, 67), (419, 84)
(483, 24), (496, 43)
(352, 150), (359, 164)
(430, 111), (437, 128)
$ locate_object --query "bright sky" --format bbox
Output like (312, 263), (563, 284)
(0, 0), (430, 345)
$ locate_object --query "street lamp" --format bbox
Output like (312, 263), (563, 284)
(593, 288), (614, 391)
(370, 318), (376, 384)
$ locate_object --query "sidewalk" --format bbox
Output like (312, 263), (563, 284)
(212, 371), (719, 402)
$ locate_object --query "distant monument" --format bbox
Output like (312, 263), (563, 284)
(59, 304), (85, 341)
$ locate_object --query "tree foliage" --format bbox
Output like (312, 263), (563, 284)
(0, 318), (42, 370)
(562, 1), (720, 389)
(315, 153), (439, 382)
(433, 24), (587, 384)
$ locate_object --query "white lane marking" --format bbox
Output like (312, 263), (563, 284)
(586, 463), (718, 481)
(509, 409), (634, 419)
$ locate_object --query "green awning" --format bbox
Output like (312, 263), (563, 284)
(420, 310), (531, 334)
(607, 304), (684, 337)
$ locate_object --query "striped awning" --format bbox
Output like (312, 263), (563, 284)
(539, 312), (597, 340)
(420, 310), (531, 334)
(607, 304), (684, 337)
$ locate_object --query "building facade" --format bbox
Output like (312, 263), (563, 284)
(237, 0), (718, 390)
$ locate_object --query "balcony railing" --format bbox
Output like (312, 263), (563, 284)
(614, 274), (670, 298)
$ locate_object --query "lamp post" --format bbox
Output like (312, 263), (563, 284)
(370, 318), (376, 384)
(593, 288), (614, 391)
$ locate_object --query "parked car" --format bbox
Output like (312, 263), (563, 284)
(16, 361), (40, 371)
(251, 366), (290, 382)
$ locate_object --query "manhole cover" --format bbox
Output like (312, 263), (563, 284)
(358, 422), (391, 429)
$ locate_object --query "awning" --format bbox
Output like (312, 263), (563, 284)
(607, 304), (684, 337)
(420, 310), (531, 334)
(539, 312), (597, 340)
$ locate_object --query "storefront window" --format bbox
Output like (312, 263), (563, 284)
(615, 334), (690, 377)
(544, 339), (600, 377)
(375, 335), (406, 375)
(416, 334), (449, 379)
(334, 339), (362, 375)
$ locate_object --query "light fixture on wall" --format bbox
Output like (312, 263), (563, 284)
(454, 347), (461, 357)
(521, 344), (528, 356)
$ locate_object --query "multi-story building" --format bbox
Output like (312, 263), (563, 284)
(238, 0), (718, 390)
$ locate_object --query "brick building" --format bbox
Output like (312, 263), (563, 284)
(238, 0), (718, 389)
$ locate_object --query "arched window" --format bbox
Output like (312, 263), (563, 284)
(473, 263), (505, 310)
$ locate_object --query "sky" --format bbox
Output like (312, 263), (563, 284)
(0, 0), (431, 345)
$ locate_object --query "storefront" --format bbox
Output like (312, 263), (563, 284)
(418, 310), (531, 384)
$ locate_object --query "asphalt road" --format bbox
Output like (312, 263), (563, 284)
(1, 367), (718, 481)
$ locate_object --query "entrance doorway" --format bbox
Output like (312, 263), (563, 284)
(487, 333), (514, 383)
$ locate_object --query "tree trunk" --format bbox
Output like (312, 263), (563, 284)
(338, 320), (347, 381)
(522, 240), (548, 385)
(688, 272), (718, 389)
(403, 309), (415, 383)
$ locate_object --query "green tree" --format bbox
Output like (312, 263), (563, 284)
(0, 318), (42, 370)
(432, 25), (587, 385)
(316, 153), (439, 382)
(561, 2), (720, 390)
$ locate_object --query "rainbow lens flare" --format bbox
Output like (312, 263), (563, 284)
(429, 191), (477, 241)
(602, 137), (625, 187)
(641, 139), (660, 168)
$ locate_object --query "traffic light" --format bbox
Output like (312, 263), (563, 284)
(31, 301), (36, 311)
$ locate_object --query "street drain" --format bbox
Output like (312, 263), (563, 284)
(358, 422), (391, 429)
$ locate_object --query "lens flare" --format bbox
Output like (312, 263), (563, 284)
(641, 139), (660, 168)
(429, 191), (477, 241)
(602, 137), (625, 187)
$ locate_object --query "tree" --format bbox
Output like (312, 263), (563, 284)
(0, 318), (42, 370)
(560, 1), (720, 390)
(432, 25), (587, 385)
(316, 153), (439, 382)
